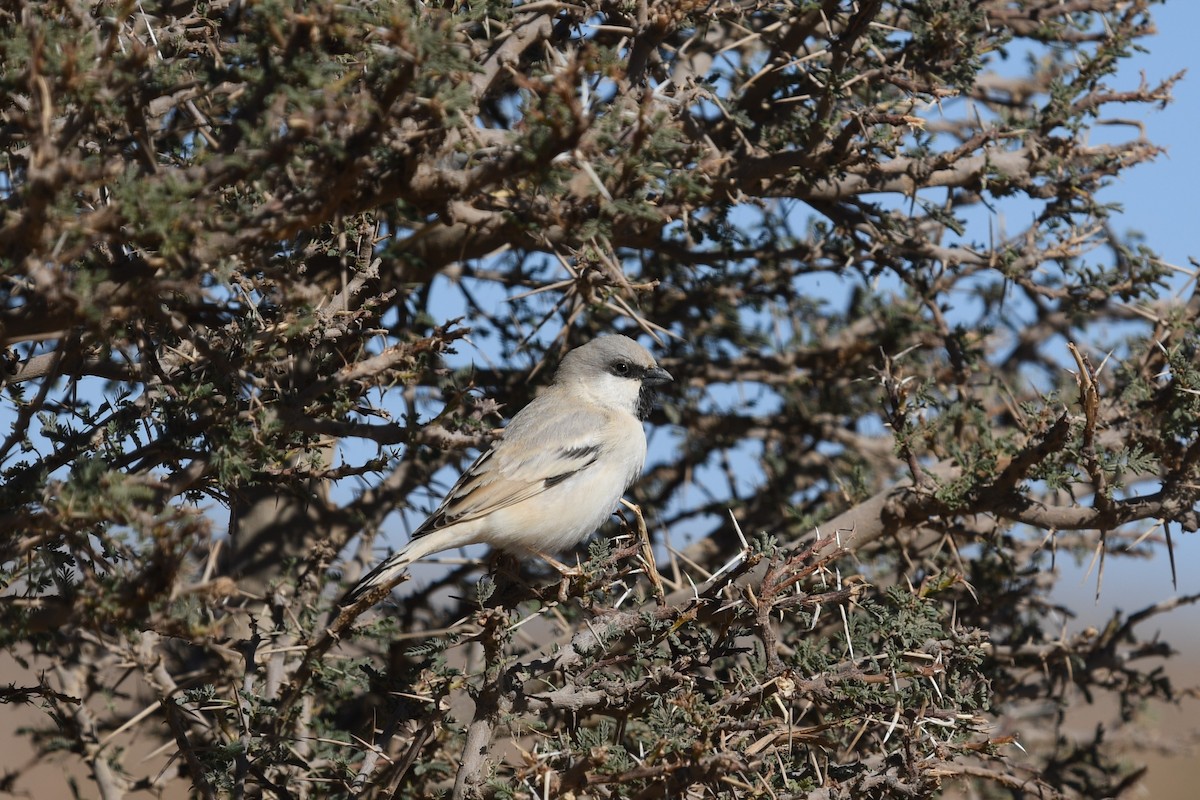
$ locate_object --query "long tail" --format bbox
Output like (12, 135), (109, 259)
(338, 549), (414, 608)
(335, 529), (456, 609)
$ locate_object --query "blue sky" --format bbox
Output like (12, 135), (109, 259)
(1097, 0), (1196, 423)
(1103, 2), (1196, 285)
(1050, 0), (1200, 630)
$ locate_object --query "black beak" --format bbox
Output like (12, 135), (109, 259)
(643, 366), (673, 386)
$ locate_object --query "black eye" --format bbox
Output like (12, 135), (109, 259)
(611, 360), (632, 377)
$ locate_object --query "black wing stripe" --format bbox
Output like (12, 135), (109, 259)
(543, 470), (579, 488)
(562, 443), (602, 460)
(543, 452), (600, 489)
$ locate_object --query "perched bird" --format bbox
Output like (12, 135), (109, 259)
(339, 334), (672, 607)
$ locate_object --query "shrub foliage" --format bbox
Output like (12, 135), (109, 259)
(1, 0), (1195, 798)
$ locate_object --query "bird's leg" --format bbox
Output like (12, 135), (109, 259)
(532, 551), (585, 578)
(525, 551), (585, 603)
(620, 498), (665, 604)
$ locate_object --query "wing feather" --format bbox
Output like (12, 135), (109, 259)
(411, 392), (610, 538)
